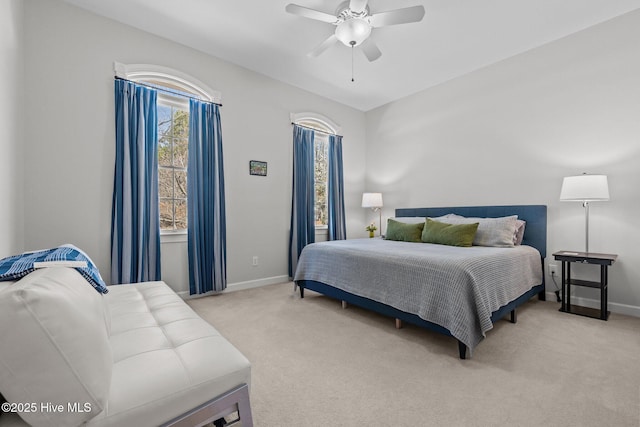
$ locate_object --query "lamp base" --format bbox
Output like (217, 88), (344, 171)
(584, 201), (590, 253)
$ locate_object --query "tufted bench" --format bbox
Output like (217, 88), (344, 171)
(0, 267), (252, 426)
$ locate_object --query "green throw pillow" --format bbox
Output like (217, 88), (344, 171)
(421, 218), (479, 247)
(385, 219), (424, 243)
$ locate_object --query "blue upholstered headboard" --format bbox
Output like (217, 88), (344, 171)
(395, 205), (547, 258)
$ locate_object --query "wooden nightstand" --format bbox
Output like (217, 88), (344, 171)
(553, 251), (617, 320)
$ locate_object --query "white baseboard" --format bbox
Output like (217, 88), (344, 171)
(178, 275), (289, 299)
(226, 275), (290, 292)
(545, 291), (640, 318)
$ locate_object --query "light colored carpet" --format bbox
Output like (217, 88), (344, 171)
(188, 283), (640, 427)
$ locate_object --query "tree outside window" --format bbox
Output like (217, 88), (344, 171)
(314, 133), (328, 227)
(158, 101), (189, 231)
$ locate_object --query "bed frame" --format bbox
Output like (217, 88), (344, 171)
(297, 205), (547, 359)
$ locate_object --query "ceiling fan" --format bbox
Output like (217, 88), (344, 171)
(285, 0), (425, 62)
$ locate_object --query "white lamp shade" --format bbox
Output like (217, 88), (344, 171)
(560, 175), (609, 202)
(362, 192), (383, 208)
(335, 18), (371, 46)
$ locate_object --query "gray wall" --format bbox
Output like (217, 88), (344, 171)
(365, 10), (640, 315)
(0, 0), (24, 258)
(21, 0), (366, 293)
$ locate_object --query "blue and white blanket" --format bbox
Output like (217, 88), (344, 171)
(0, 244), (108, 293)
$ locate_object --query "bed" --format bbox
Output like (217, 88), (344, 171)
(294, 205), (547, 359)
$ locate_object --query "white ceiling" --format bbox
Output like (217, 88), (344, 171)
(63, 0), (640, 111)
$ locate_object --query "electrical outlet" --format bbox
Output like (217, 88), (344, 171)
(252, 256), (258, 266)
(548, 263), (558, 276)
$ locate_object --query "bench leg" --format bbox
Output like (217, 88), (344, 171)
(162, 384), (253, 427)
(510, 309), (517, 324)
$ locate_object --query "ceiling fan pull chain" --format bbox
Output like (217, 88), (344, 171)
(351, 41), (355, 82)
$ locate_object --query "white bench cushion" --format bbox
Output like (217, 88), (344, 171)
(0, 268), (112, 426)
(86, 281), (251, 427)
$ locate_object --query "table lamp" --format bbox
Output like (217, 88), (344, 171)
(560, 173), (609, 253)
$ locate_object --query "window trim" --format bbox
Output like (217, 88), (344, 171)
(290, 112), (340, 135)
(160, 229), (188, 243)
(114, 62), (221, 104)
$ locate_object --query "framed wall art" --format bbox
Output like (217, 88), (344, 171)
(249, 160), (267, 176)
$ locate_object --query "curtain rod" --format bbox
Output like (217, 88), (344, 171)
(114, 77), (222, 107)
(291, 123), (342, 138)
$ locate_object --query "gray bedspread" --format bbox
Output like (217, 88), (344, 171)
(294, 239), (543, 352)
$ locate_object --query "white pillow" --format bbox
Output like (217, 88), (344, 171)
(392, 214), (455, 224)
(388, 216), (426, 224)
(0, 268), (112, 426)
(438, 215), (519, 247)
(514, 219), (526, 245)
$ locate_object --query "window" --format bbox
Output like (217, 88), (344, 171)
(313, 133), (328, 227)
(114, 62), (220, 235)
(157, 97), (189, 231)
(291, 113), (341, 229)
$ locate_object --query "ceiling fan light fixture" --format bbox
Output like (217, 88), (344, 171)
(335, 18), (371, 46)
(286, 1), (426, 62)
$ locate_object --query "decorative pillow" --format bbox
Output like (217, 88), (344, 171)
(514, 219), (526, 245)
(0, 267), (112, 426)
(385, 218), (424, 242)
(437, 215), (519, 247)
(0, 244), (107, 293)
(421, 218), (479, 247)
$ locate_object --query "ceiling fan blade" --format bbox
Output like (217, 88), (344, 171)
(349, 0), (369, 14)
(308, 34), (339, 58)
(361, 39), (382, 62)
(370, 5), (425, 27)
(285, 4), (337, 24)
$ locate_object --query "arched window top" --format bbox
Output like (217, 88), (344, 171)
(114, 62), (221, 104)
(290, 112), (341, 135)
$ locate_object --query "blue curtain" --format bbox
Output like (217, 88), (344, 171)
(111, 79), (161, 284)
(327, 134), (347, 240)
(187, 99), (227, 294)
(288, 125), (315, 278)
